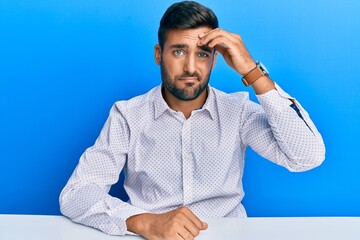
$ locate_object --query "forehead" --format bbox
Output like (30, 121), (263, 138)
(164, 26), (213, 48)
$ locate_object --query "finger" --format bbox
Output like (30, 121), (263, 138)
(206, 36), (233, 50)
(177, 226), (195, 240)
(200, 27), (228, 39)
(199, 34), (240, 57)
(179, 207), (208, 230)
(182, 218), (208, 239)
(214, 44), (227, 56)
(198, 28), (238, 47)
(183, 219), (201, 237)
(206, 38), (241, 64)
(202, 221), (208, 229)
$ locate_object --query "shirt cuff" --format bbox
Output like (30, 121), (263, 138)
(256, 82), (294, 113)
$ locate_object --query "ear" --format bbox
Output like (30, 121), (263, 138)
(211, 51), (218, 70)
(154, 44), (161, 65)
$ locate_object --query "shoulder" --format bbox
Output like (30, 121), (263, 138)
(112, 86), (159, 113)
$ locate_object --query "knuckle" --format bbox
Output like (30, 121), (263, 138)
(234, 33), (241, 39)
(183, 231), (194, 240)
(174, 211), (184, 218)
(193, 229), (200, 237)
(169, 220), (180, 228)
(179, 206), (188, 213)
(164, 230), (178, 239)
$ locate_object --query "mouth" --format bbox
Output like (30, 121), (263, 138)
(178, 77), (198, 82)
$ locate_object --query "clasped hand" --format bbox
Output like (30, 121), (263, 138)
(126, 206), (208, 240)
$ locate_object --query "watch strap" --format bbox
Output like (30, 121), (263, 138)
(242, 62), (267, 87)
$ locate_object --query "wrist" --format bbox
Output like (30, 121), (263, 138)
(126, 213), (150, 235)
(252, 75), (275, 95)
(242, 61), (269, 87)
(242, 61), (257, 76)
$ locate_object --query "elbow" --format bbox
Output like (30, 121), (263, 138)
(309, 139), (326, 169)
(59, 187), (70, 218)
(315, 143), (326, 166)
(59, 186), (80, 220)
(305, 130), (326, 170)
(287, 143), (326, 172)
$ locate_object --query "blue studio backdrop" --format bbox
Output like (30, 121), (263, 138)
(1, 0), (359, 216)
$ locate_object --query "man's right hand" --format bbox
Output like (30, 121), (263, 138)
(126, 206), (208, 240)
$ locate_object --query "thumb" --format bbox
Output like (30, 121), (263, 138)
(201, 221), (208, 230)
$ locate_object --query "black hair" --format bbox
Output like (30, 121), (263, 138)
(158, 1), (218, 49)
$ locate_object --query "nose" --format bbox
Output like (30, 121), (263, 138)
(183, 54), (196, 75)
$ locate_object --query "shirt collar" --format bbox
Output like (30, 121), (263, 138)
(201, 85), (215, 120)
(153, 84), (216, 120)
(154, 85), (171, 119)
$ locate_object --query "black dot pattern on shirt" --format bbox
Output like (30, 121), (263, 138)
(60, 84), (325, 235)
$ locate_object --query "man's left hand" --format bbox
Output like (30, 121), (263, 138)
(198, 28), (275, 94)
(197, 28), (256, 76)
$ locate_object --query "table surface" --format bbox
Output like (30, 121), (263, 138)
(1, 214), (360, 240)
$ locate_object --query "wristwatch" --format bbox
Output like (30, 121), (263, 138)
(242, 61), (269, 87)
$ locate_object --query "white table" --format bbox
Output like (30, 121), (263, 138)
(1, 214), (359, 240)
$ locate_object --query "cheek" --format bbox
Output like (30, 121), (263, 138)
(163, 59), (183, 76)
(199, 61), (213, 75)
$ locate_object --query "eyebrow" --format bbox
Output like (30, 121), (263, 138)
(198, 45), (213, 54)
(170, 44), (188, 49)
(170, 44), (213, 54)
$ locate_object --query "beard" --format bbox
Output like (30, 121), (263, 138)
(161, 61), (211, 101)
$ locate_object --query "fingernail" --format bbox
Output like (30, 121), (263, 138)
(199, 33), (205, 38)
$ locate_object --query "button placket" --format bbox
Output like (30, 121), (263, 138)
(181, 120), (193, 205)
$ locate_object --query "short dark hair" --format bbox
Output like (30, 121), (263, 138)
(158, 1), (219, 49)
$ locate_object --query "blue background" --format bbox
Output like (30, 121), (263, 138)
(1, 0), (359, 216)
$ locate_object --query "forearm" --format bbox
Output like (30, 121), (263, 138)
(60, 180), (147, 235)
(251, 75), (275, 95)
(59, 102), (151, 235)
(242, 83), (325, 172)
(256, 85), (325, 171)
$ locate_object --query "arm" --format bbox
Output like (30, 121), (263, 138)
(59, 104), (147, 235)
(242, 86), (325, 171)
(60, 104), (208, 238)
(198, 28), (325, 171)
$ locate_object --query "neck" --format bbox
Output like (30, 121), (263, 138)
(162, 87), (208, 119)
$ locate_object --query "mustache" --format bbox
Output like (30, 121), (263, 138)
(176, 72), (201, 80)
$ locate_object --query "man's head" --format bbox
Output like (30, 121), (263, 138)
(155, 1), (219, 102)
(158, 1), (218, 50)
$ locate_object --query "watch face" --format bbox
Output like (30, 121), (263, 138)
(258, 62), (269, 75)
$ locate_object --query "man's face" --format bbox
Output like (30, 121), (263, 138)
(155, 27), (217, 101)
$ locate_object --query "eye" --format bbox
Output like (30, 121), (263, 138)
(198, 52), (209, 58)
(173, 50), (185, 56)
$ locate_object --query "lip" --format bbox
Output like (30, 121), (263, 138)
(178, 77), (198, 81)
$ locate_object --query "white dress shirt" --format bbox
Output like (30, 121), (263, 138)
(59, 83), (325, 235)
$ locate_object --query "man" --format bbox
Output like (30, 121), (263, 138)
(60, 1), (325, 239)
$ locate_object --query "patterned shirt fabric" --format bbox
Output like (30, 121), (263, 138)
(59, 83), (325, 235)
